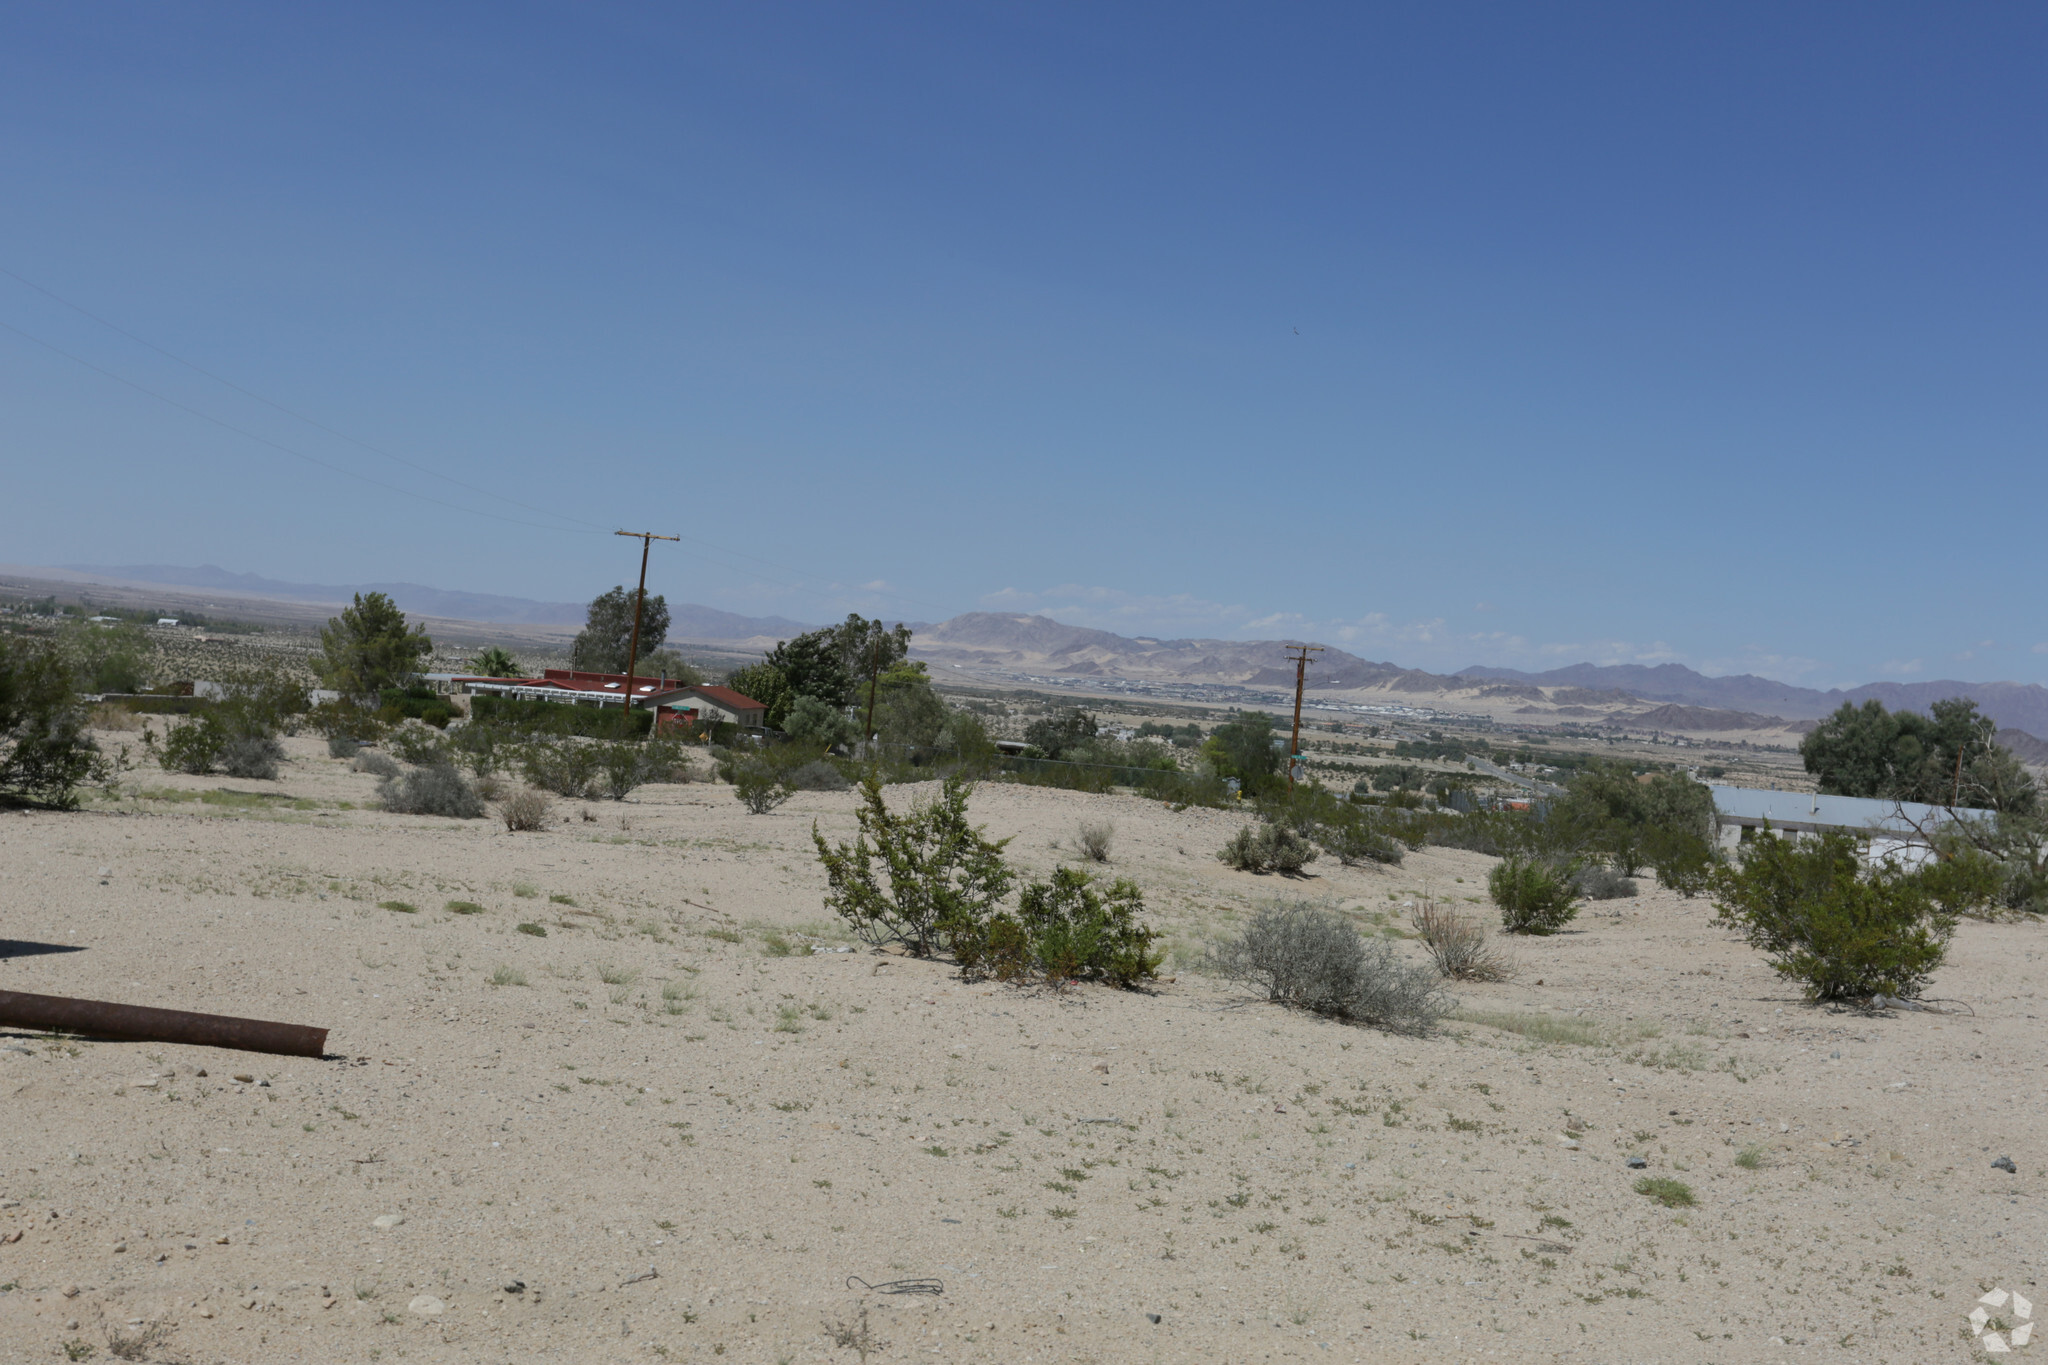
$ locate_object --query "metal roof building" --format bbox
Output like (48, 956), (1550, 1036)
(1708, 785), (1993, 840)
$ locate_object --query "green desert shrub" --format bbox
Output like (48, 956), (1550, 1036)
(724, 750), (793, 813)
(1318, 811), (1405, 867)
(1217, 822), (1318, 875)
(1490, 857), (1582, 935)
(592, 734), (690, 801)
(1711, 829), (1956, 1001)
(955, 866), (1161, 989)
(517, 734), (602, 799)
(813, 774), (1013, 958)
(0, 635), (104, 807)
(1209, 903), (1449, 1033)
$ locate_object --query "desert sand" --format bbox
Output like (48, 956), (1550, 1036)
(2, 733), (2038, 1363)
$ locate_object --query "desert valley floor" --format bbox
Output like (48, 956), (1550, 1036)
(2, 734), (2041, 1364)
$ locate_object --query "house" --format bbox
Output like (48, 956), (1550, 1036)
(454, 668), (765, 729)
(645, 684), (767, 730)
(1708, 785), (1993, 869)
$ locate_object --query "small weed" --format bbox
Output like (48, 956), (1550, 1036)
(597, 963), (639, 986)
(707, 927), (743, 943)
(513, 882), (538, 898)
(775, 1005), (804, 1034)
(516, 922), (548, 937)
(1633, 1177), (1695, 1208)
(490, 965), (528, 987)
(549, 893), (577, 906)
(445, 900), (485, 914)
(378, 900), (417, 914)
(1047, 1206), (1078, 1220)
(1734, 1145), (1766, 1170)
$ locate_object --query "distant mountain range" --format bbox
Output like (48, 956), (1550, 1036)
(23, 569), (2048, 741)
(914, 613), (2048, 740)
(54, 564), (815, 640)
(1456, 661), (2048, 738)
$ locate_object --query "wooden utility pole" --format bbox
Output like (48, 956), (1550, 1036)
(1283, 644), (1323, 788)
(615, 530), (680, 737)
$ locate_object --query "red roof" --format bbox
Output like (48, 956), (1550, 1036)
(668, 684), (763, 711)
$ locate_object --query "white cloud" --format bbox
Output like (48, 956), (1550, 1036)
(1880, 658), (1925, 676)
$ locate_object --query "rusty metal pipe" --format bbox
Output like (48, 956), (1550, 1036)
(0, 989), (328, 1058)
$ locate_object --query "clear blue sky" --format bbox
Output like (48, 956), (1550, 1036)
(3, 4), (2043, 686)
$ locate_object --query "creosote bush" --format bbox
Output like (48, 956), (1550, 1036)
(1217, 822), (1319, 875)
(726, 751), (794, 813)
(1411, 899), (1514, 981)
(1210, 903), (1450, 1033)
(378, 763), (485, 818)
(0, 635), (104, 807)
(1490, 857), (1582, 935)
(813, 774), (1013, 957)
(1711, 828), (1956, 1000)
(499, 788), (552, 832)
(517, 734), (602, 799)
(955, 865), (1161, 989)
(1318, 814), (1405, 867)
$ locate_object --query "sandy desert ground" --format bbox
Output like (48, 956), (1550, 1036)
(2, 734), (2042, 1364)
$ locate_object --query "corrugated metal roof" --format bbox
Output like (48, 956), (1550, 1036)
(1709, 785), (1992, 836)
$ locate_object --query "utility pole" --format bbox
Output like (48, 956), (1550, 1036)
(1283, 644), (1323, 788)
(614, 530), (680, 737)
(863, 631), (882, 760)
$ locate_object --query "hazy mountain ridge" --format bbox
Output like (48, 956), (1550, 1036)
(53, 564), (815, 640)
(1456, 660), (2048, 736)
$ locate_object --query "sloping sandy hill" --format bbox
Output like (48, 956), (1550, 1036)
(0, 738), (2033, 1361)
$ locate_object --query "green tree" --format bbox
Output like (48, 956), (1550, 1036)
(1551, 761), (1716, 882)
(763, 630), (855, 716)
(1203, 711), (1282, 792)
(873, 660), (949, 748)
(1023, 707), (1098, 759)
(317, 593), (432, 699)
(783, 693), (856, 749)
(570, 586), (670, 675)
(1802, 697), (2036, 814)
(823, 614), (912, 683)
(723, 661), (789, 720)
(0, 636), (105, 807)
(467, 645), (523, 678)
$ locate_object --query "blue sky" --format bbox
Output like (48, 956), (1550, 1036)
(3, 4), (2044, 686)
